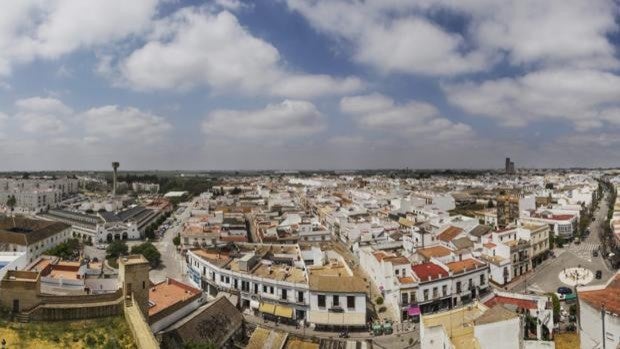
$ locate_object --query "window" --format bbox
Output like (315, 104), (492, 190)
(468, 279), (473, 290)
(347, 296), (355, 309)
(263, 285), (267, 293)
(456, 281), (462, 293)
(270, 286), (274, 294)
(442, 285), (447, 296)
(281, 289), (288, 300)
(395, 269), (400, 276)
(432, 287), (438, 299)
(318, 295), (326, 308)
(480, 274), (485, 285)
(333, 295), (339, 307)
(401, 293), (409, 305)
(423, 289), (429, 301)
(298, 291), (304, 303)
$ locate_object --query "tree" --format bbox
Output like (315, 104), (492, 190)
(6, 195), (16, 226)
(46, 238), (81, 260)
(547, 293), (561, 322)
(131, 242), (161, 268)
(106, 240), (128, 259)
(173, 235), (181, 247)
(487, 199), (494, 208)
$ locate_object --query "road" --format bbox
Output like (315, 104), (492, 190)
(150, 208), (188, 284)
(510, 188), (613, 294)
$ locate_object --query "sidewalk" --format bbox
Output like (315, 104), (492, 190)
(242, 311), (418, 341)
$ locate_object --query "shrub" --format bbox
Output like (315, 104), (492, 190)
(375, 296), (384, 305)
(378, 306), (387, 313)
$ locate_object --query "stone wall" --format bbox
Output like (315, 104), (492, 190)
(29, 300), (124, 321)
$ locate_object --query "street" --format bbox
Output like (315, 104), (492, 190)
(510, 189), (614, 294)
(150, 210), (187, 284)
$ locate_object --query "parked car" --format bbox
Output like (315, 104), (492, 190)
(574, 238), (581, 245)
(595, 270), (602, 279)
(593, 250), (599, 257)
(557, 287), (573, 295)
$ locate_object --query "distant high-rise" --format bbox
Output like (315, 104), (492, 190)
(112, 162), (119, 196)
(505, 157), (515, 174)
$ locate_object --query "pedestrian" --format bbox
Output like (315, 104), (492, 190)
(1, 338), (6, 349)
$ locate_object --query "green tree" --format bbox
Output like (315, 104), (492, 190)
(547, 293), (561, 322)
(173, 235), (181, 247)
(6, 195), (16, 227)
(46, 238), (81, 260)
(106, 240), (128, 259)
(131, 242), (161, 268)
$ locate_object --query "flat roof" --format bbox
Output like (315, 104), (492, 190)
(422, 302), (487, 349)
(149, 278), (202, 317)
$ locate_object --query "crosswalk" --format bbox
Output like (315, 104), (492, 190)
(566, 242), (600, 261)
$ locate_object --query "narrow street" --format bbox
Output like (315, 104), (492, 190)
(150, 208), (187, 284)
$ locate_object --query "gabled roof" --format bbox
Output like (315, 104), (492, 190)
(452, 237), (474, 250)
(579, 273), (620, 316)
(469, 225), (492, 237)
(437, 226), (463, 242)
(0, 217), (70, 246)
(417, 246), (453, 260)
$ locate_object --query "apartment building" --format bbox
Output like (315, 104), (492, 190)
(186, 243), (367, 328)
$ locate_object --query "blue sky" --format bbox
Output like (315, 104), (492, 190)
(0, 0), (619, 170)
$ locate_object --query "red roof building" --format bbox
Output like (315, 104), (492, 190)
(411, 262), (449, 282)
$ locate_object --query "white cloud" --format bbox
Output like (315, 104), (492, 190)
(202, 100), (325, 141)
(116, 7), (363, 98)
(0, 0), (158, 76)
(15, 97), (73, 115)
(13, 97), (72, 134)
(443, 69), (620, 129)
(340, 94), (473, 140)
(81, 105), (172, 141)
(286, 0), (619, 74)
(286, 0), (489, 76)
(213, 0), (250, 11)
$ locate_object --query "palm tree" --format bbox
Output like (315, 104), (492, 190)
(6, 195), (16, 227)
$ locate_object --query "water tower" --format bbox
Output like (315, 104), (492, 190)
(112, 162), (120, 196)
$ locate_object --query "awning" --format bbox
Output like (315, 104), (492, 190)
(259, 302), (276, 315)
(307, 311), (366, 326)
(408, 305), (421, 316)
(250, 300), (260, 309)
(274, 305), (294, 319)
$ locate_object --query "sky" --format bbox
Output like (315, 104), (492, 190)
(0, 0), (620, 171)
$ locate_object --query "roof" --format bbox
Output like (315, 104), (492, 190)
(474, 304), (519, 325)
(469, 225), (492, 237)
(159, 296), (243, 347)
(437, 226), (463, 242)
(417, 246), (452, 260)
(246, 327), (287, 349)
(484, 295), (537, 310)
(307, 266), (367, 293)
(452, 237), (474, 250)
(579, 273), (620, 315)
(0, 217), (70, 246)
(149, 278), (202, 317)
(445, 259), (485, 274)
(412, 262), (449, 282)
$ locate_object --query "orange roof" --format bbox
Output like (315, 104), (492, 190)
(437, 226), (463, 242)
(417, 246), (452, 260)
(398, 276), (416, 284)
(579, 274), (620, 316)
(149, 278), (202, 317)
(483, 242), (496, 249)
(485, 295), (537, 310)
(373, 251), (409, 265)
(445, 259), (485, 274)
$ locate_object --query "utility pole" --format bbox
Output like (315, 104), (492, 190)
(601, 303), (606, 349)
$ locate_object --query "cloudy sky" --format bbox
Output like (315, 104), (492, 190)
(1, 0), (619, 170)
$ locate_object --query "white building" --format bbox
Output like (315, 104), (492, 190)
(0, 217), (72, 263)
(578, 272), (620, 349)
